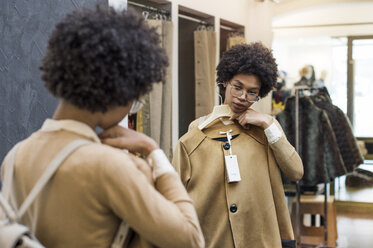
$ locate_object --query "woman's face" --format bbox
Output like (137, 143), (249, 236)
(99, 104), (132, 129)
(223, 74), (261, 113)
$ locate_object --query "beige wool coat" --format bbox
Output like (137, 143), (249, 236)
(172, 118), (303, 248)
(1, 119), (204, 248)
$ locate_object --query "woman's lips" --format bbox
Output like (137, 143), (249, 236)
(233, 102), (247, 110)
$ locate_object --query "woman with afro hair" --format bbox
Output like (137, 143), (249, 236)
(173, 43), (303, 248)
(1, 6), (204, 248)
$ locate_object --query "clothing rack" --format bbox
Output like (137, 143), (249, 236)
(227, 30), (244, 37)
(128, 1), (171, 20)
(178, 14), (214, 31)
(294, 86), (330, 248)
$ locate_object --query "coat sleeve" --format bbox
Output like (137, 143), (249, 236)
(97, 147), (204, 248)
(269, 120), (304, 181)
(172, 140), (192, 188)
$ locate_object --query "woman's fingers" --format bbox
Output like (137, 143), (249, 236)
(100, 126), (159, 156)
(230, 113), (241, 120)
(99, 126), (121, 139)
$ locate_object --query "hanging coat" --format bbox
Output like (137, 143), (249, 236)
(276, 96), (347, 186)
(172, 118), (303, 248)
(310, 92), (364, 172)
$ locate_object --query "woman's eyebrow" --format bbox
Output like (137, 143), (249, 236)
(233, 80), (260, 91)
(233, 80), (243, 85)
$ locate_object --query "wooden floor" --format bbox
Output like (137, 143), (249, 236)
(334, 164), (373, 203)
(296, 164), (373, 247)
(334, 164), (373, 248)
(336, 212), (373, 248)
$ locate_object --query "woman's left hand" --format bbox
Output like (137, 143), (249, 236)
(230, 108), (273, 130)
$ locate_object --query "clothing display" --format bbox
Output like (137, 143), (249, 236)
(272, 89), (291, 115)
(345, 171), (373, 187)
(172, 114), (303, 248)
(310, 91), (364, 172)
(1, 119), (204, 248)
(138, 19), (173, 159)
(226, 34), (245, 50)
(194, 29), (217, 118)
(276, 88), (362, 186)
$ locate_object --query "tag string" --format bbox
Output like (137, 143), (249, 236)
(220, 129), (233, 156)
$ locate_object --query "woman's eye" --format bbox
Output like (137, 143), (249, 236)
(234, 86), (241, 90)
(248, 91), (256, 95)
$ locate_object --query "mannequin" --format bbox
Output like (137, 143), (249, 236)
(294, 64), (316, 87)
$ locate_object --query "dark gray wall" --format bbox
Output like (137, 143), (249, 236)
(0, 0), (106, 165)
(178, 17), (199, 137)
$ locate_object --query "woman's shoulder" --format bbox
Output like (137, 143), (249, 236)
(74, 143), (153, 182)
(77, 143), (141, 170)
(187, 115), (210, 131)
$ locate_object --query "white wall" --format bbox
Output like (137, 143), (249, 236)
(274, 1), (373, 25)
(272, 37), (333, 88)
(246, 1), (275, 114)
(108, 0), (127, 11)
(273, 1), (373, 38)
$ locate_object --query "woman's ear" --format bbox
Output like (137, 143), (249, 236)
(223, 82), (227, 88)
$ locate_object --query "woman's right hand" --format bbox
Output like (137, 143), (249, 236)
(99, 125), (159, 157)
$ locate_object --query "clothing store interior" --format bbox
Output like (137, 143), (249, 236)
(1, 0), (373, 247)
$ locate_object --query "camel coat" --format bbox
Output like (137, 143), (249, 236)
(1, 119), (204, 248)
(172, 119), (303, 248)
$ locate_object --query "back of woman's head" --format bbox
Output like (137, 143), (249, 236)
(40, 6), (168, 113)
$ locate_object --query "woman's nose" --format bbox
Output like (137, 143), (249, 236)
(237, 92), (247, 101)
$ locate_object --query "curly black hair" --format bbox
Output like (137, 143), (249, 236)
(216, 42), (277, 100)
(40, 6), (168, 113)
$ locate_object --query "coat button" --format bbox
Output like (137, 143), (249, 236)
(230, 204), (237, 213)
(223, 143), (230, 150)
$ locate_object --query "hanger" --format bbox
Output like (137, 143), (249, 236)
(198, 104), (234, 130)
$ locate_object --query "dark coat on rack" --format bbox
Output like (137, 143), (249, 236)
(311, 93), (364, 172)
(276, 96), (347, 186)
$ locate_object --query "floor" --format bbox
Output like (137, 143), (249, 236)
(296, 163), (373, 248)
(328, 163), (373, 248)
(334, 163), (373, 203)
(336, 212), (373, 248)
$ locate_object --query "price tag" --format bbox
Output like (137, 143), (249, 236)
(224, 155), (241, 183)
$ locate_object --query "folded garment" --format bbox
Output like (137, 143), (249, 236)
(345, 172), (373, 187)
(354, 168), (373, 178)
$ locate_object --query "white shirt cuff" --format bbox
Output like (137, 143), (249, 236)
(147, 149), (175, 180)
(264, 121), (283, 144)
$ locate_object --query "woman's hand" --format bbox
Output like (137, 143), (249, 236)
(230, 108), (273, 130)
(99, 125), (159, 157)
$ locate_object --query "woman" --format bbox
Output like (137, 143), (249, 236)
(173, 43), (303, 248)
(1, 7), (204, 248)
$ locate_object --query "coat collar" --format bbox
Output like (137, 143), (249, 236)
(180, 120), (266, 155)
(41, 119), (101, 143)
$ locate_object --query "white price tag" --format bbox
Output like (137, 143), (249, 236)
(224, 155), (241, 183)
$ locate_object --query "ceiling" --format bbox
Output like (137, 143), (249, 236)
(274, 0), (373, 16)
